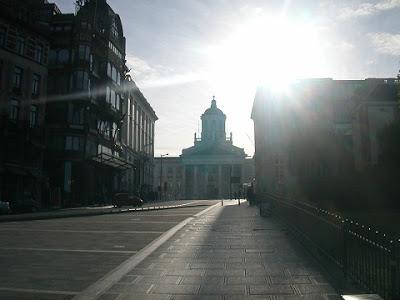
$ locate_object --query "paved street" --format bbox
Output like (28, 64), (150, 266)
(0, 200), (218, 299)
(0, 200), (342, 300)
(92, 201), (341, 300)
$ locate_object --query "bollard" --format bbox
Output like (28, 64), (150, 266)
(238, 198), (240, 206)
(221, 199), (224, 206)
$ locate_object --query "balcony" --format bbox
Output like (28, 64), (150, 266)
(89, 151), (134, 170)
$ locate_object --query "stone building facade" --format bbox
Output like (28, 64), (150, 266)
(154, 98), (254, 200)
(121, 75), (157, 199)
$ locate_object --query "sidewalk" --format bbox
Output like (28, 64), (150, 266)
(97, 200), (342, 300)
(0, 200), (216, 223)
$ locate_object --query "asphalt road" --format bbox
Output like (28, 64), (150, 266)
(0, 200), (218, 299)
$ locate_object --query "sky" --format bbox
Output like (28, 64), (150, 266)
(55, 0), (400, 156)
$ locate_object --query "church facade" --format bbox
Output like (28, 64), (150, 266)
(153, 98), (254, 200)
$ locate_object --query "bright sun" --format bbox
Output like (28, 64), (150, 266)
(207, 16), (328, 93)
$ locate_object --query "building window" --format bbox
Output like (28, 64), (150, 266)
(58, 49), (69, 64)
(0, 27), (6, 47)
(9, 99), (19, 121)
(0, 60), (3, 89)
(108, 41), (122, 59)
(67, 103), (84, 125)
(107, 62), (112, 78)
(111, 18), (119, 39)
(29, 105), (38, 128)
(107, 62), (120, 85)
(105, 86), (120, 110)
(71, 71), (89, 90)
(32, 73), (40, 96)
(111, 122), (118, 139)
(106, 86), (110, 103)
(13, 67), (23, 89)
(65, 136), (83, 151)
(34, 44), (43, 63)
(86, 140), (97, 156)
(78, 45), (90, 61)
(97, 120), (111, 139)
(111, 88), (116, 107)
(116, 94), (120, 110)
(64, 161), (72, 192)
(16, 36), (25, 55)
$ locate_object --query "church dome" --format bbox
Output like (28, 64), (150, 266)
(203, 97), (224, 116)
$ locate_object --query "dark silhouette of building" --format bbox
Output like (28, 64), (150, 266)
(42, 0), (133, 207)
(0, 0), (50, 210)
(0, 0), (158, 208)
(251, 78), (399, 200)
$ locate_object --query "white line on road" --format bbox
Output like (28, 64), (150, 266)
(0, 287), (79, 295)
(0, 247), (138, 254)
(0, 229), (164, 234)
(72, 203), (220, 300)
(46, 220), (179, 224)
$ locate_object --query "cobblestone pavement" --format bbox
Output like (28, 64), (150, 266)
(99, 200), (342, 300)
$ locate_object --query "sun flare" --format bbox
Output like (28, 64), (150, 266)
(207, 16), (328, 93)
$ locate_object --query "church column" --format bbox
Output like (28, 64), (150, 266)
(182, 165), (186, 200)
(240, 164), (244, 199)
(193, 165), (197, 199)
(204, 165), (208, 199)
(218, 165), (222, 199)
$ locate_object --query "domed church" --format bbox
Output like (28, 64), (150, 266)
(154, 97), (254, 200)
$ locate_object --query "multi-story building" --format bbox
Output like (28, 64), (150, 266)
(251, 78), (399, 201)
(121, 75), (157, 199)
(0, 0), (50, 209)
(43, 0), (132, 207)
(352, 78), (399, 169)
(154, 97), (254, 200)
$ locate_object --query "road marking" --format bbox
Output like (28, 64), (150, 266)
(29, 220), (179, 224)
(146, 284), (154, 294)
(73, 202), (220, 300)
(0, 247), (138, 254)
(0, 229), (164, 234)
(0, 287), (78, 295)
(119, 214), (195, 217)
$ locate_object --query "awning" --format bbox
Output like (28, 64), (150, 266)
(89, 152), (134, 170)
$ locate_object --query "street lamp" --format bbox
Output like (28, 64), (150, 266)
(159, 153), (169, 201)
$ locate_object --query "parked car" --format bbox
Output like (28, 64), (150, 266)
(112, 193), (143, 208)
(0, 201), (10, 214)
(10, 193), (40, 213)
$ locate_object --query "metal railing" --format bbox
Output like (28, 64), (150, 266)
(264, 193), (400, 300)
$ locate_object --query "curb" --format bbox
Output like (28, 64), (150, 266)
(0, 202), (213, 223)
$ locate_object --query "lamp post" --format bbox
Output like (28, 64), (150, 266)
(159, 153), (168, 201)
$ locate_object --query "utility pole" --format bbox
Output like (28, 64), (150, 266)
(159, 153), (168, 201)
